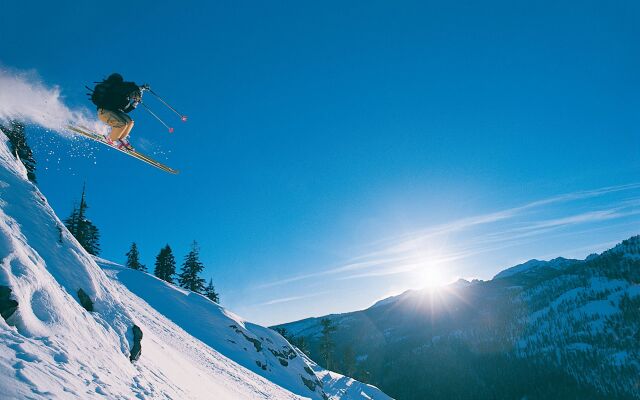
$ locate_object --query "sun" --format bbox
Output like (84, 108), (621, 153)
(415, 266), (447, 289)
(405, 243), (451, 289)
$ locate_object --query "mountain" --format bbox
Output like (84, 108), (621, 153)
(0, 128), (391, 399)
(492, 257), (577, 279)
(275, 236), (640, 400)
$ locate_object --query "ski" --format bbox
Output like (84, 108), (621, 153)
(66, 125), (179, 174)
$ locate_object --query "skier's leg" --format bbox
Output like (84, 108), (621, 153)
(98, 109), (128, 141)
(117, 114), (135, 140)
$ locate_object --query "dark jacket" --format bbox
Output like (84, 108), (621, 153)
(94, 78), (141, 113)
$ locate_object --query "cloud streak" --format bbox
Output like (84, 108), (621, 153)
(258, 183), (640, 290)
(257, 292), (327, 306)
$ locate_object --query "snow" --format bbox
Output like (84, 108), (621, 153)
(98, 261), (324, 398)
(605, 236), (640, 259)
(493, 257), (576, 280)
(574, 300), (618, 318)
(0, 68), (103, 135)
(566, 343), (592, 352)
(300, 353), (392, 400)
(370, 293), (405, 309)
(0, 129), (391, 399)
(611, 351), (630, 366)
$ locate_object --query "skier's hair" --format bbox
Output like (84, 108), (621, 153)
(106, 73), (124, 82)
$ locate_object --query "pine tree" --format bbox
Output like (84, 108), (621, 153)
(319, 318), (337, 369)
(274, 327), (288, 338)
(291, 336), (311, 356)
(154, 245), (176, 283)
(1, 120), (36, 183)
(64, 206), (80, 238)
(178, 241), (206, 293)
(273, 327), (310, 356)
(126, 242), (146, 271)
(204, 278), (220, 303)
(64, 185), (100, 255)
(342, 344), (356, 376)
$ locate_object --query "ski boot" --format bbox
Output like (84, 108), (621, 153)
(118, 137), (135, 152)
(103, 134), (118, 147)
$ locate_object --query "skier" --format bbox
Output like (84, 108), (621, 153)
(90, 73), (149, 151)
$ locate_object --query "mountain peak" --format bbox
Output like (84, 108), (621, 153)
(603, 235), (640, 259)
(493, 256), (576, 280)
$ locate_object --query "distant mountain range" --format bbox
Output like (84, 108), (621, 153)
(275, 236), (640, 400)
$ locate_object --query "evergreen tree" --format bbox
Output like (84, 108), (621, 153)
(64, 185), (100, 255)
(291, 336), (311, 357)
(125, 242), (146, 271)
(204, 278), (220, 303)
(273, 327), (311, 356)
(274, 327), (288, 338)
(319, 318), (337, 369)
(154, 244), (176, 283)
(342, 345), (357, 376)
(178, 241), (206, 293)
(1, 120), (36, 183)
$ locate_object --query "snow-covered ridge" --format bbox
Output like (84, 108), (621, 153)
(494, 236), (640, 280)
(493, 257), (577, 280)
(603, 235), (640, 260)
(370, 291), (412, 309)
(0, 129), (391, 399)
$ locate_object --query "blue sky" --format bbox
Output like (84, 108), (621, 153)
(1, 0), (638, 325)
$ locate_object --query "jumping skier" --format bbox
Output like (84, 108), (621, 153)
(90, 73), (149, 151)
(71, 73), (186, 173)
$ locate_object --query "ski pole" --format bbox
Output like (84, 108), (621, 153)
(147, 89), (188, 122)
(140, 102), (174, 133)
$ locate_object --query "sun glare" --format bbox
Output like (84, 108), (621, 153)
(401, 242), (452, 290)
(416, 266), (446, 288)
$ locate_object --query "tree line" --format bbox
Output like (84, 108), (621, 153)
(62, 187), (220, 304)
(274, 318), (340, 369)
(126, 240), (220, 303)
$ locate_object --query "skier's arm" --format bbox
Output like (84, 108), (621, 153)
(121, 82), (143, 113)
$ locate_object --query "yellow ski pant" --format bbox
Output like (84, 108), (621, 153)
(98, 108), (134, 141)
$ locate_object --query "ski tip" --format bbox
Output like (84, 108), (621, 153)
(181, 116), (188, 122)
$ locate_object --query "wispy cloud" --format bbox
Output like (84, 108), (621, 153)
(365, 182), (640, 252)
(257, 183), (640, 289)
(257, 291), (327, 306)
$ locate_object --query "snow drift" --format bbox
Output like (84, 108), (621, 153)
(0, 128), (391, 399)
(0, 67), (102, 134)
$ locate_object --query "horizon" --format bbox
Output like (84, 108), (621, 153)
(1, 0), (639, 326)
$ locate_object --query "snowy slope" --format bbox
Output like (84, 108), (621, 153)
(0, 129), (306, 399)
(95, 259), (391, 400)
(0, 129), (391, 399)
